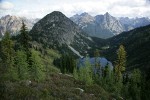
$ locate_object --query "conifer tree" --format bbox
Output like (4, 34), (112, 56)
(78, 57), (93, 85)
(15, 50), (29, 80)
(0, 32), (17, 81)
(129, 69), (141, 100)
(115, 45), (126, 82)
(19, 21), (31, 58)
(29, 50), (45, 81)
(113, 45), (126, 96)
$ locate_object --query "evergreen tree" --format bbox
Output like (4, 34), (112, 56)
(103, 63), (111, 83)
(115, 45), (126, 82)
(113, 45), (126, 96)
(29, 50), (45, 81)
(58, 54), (76, 74)
(129, 69), (141, 100)
(15, 50), (29, 80)
(19, 21), (31, 58)
(0, 32), (17, 81)
(94, 49), (101, 77)
(78, 57), (93, 85)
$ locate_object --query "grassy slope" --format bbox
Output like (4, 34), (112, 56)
(2, 73), (116, 100)
(1, 48), (119, 100)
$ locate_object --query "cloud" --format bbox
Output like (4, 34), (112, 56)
(0, 1), (14, 10)
(0, 0), (150, 18)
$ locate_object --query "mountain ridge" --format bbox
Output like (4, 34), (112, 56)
(70, 12), (150, 38)
(29, 11), (96, 57)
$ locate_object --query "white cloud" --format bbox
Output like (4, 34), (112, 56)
(0, 0), (150, 18)
(0, 1), (14, 10)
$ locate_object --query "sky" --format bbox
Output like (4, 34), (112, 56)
(0, 0), (150, 18)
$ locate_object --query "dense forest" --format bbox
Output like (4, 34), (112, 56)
(0, 22), (150, 100)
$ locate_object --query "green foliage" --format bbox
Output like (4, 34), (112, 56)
(0, 32), (18, 81)
(75, 57), (93, 86)
(54, 54), (76, 74)
(115, 45), (126, 82)
(15, 50), (29, 80)
(129, 69), (141, 100)
(73, 66), (78, 80)
(29, 50), (45, 81)
(19, 21), (31, 51)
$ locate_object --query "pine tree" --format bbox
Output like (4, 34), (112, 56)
(15, 50), (29, 80)
(113, 45), (126, 96)
(94, 49), (101, 77)
(29, 50), (45, 81)
(78, 57), (93, 85)
(129, 69), (141, 100)
(115, 45), (126, 82)
(0, 32), (17, 81)
(19, 21), (31, 58)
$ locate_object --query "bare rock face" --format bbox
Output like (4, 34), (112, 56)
(70, 12), (124, 39)
(30, 11), (95, 56)
(119, 17), (150, 31)
(0, 15), (38, 38)
(71, 12), (150, 39)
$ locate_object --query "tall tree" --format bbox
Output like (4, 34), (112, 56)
(0, 32), (17, 81)
(78, 57), (93, 85)
(19, 21), (31, 57)
(129, 69), (141, 100)
(29, 50), (45, 81)
(15, 50), (29, 80)
(115, 45), (126, 82)
(94, 49), (101, 77)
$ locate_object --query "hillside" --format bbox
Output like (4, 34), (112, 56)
(101, 25), (150, 72)
(30, 11), (97, 57)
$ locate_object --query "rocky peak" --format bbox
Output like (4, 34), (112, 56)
(30, 11), (94, 55)
(0, 15), (38, 38)
(70, 12), (94, 25)
(71, 12), (125, 38)
(104, 12), (111, 17)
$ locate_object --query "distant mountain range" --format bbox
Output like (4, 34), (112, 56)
(0, 15), (39, 38)
(1, 12), (150, 39)
(1, 11), (150, 72)
(70, 12), (150, 38)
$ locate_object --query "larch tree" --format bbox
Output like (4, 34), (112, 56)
(115, 45), (126, 82)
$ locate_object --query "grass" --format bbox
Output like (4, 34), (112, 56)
(0, 73), (117, 100)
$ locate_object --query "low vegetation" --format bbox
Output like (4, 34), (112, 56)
(0, 22), (150, 100)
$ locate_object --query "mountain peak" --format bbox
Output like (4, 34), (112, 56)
(51, 11), (64, 15)
(30, 11), (94, 56)
(80, 12), (89, 16)
(104, 12), (111, 17)
(46, 11), (66, 18)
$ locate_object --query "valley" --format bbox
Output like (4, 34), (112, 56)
(0, 9), (150, 100)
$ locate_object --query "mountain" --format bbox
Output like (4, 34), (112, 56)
(119, 17), (150, 31)
(100, 25), (150, 72)
(70, 12), (125, 39)
(30, 11), (96, 57)
(71, 12), (150, 39)
(0, 15), (39, 38)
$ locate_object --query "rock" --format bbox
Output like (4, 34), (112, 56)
(75, 88), (84, 94)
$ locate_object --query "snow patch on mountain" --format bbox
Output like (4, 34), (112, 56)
(68, 45), (83, 58)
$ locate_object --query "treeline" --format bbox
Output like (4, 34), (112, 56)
(53, 54), (76, 73)
(52, 45), (150, 99)
(0, 22), (45, 83)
